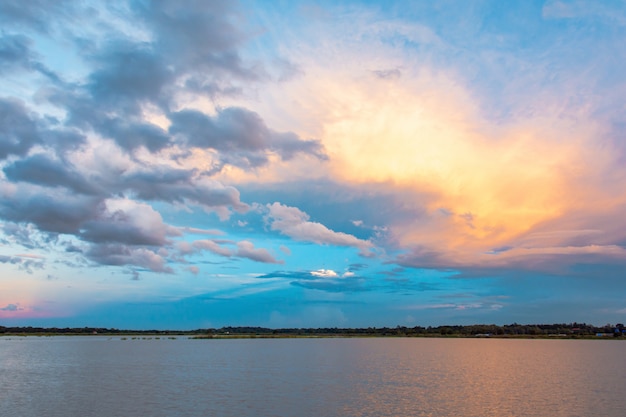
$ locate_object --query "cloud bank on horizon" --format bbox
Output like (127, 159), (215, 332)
(1, 0), (626, 328)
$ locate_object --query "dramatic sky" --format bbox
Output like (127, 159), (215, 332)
(1, 0), (626, 329)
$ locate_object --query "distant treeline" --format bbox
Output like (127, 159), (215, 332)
(1, 323), (625, 337)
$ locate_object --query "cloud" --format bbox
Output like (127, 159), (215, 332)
(34, 0), (325, 170)
(0, 303), (22, 311)
(0, 223), (43, 249)
(243, 1), (626, 281)
(257, 270), (314, 280)
(4, 153), (100, 195)
(86, 243), (172, 273)
(80, 199), (178, 246)
(179, 239), (282, 264)
(291, 277), (366, 293)
(0, 0), (75, 33)
(311, 269), (338, 278)
(0, 186), (101, 234)
(118, 166), (249, 215)
(347, 263), (368, 272)
(169, 107), (326, 169)
(0, 2), (413, 279)
(0, 255), (21, 264)
(235, 241), (283, 264)
(401, 302), (503, 312)
(0, 98), (42, 159)
(258, 269), (366, 293)
(86, 42), (174, 114)
(2, 0), (626, 328)
(132, 0), (250, 76)
(98, 117), (171, 152)
(55, 0), (253, 122)
(179, 227), (224, 236)
(179, 239), (233, 258)
(265, 202), (373, 253)
(542, 0), (626, 24)
(0, 254), (44, 274)
(0, 34), (34, 73)
(372, 68), (401, 80)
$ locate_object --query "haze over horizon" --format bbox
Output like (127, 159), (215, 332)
(1, 0), (626, 329)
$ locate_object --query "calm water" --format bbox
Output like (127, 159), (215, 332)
(1, 337), (624, 417)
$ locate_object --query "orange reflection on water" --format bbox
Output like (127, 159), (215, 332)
(335, 338), (624, 417)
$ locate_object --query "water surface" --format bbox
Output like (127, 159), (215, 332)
(1, 337), (624, 417)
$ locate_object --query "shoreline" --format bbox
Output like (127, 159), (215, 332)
(1, 333), (623, 340)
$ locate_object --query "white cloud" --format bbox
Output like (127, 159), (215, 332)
(266, 202), (373, 253)
(311, 269), (338, 278)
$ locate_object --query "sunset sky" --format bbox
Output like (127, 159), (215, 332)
(2, 0), (626, 329)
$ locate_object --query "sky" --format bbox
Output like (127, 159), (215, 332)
(1, 0), (626, 329)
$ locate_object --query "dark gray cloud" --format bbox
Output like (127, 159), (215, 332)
(0, 98), (42, 159)
(169, 107), (326, 169)
(120, 167), (248, 211)
(98, 118), (171, 152)
(86, 243), (172, 273)
(0, 189), (101, 234)
(0, 0), (326, 275)
(271, 131), (327, 161)
(132, 0), (246, 67)
(33, 0), (325, 161)
(66, 0), (256, 122)
(170, 108), (270, 153)
(0, 97), (85, 161)
(0, 34), (34, 73)
(4, 153), (99, 195)
(86, 42), (174, 115)
(40, 128), (86, 154)
(64, 244), (84, 254)
(183, 78), (243, 98)
(0, 33), (60, 81)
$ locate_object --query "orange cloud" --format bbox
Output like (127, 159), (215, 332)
(210, 14), (626, 269)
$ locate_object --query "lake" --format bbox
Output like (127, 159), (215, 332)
(1, 337), (624, 417)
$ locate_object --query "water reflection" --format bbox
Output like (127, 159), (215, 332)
(0, 337), (624, 417)
(334, 338), (625, 417)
